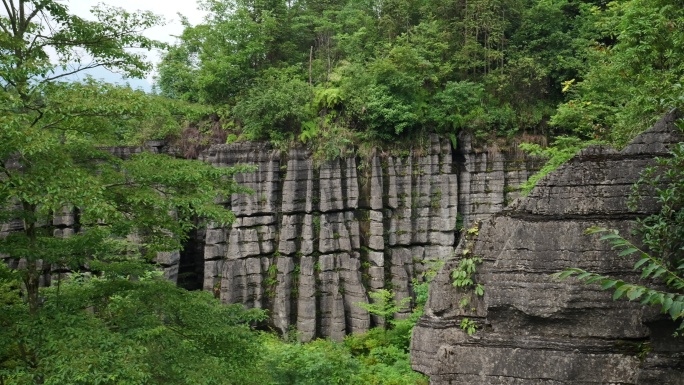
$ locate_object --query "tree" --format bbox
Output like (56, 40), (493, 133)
(0, 0), (242, 308)
(157, 0), (312, 105)
(0, 267), (269, 384)
(355, 289), (411, 328)
(551, 0), (684, 144)
(0, 2), (267, 382)
(231, 66), (313, 141)
(0, 0), (162, 98)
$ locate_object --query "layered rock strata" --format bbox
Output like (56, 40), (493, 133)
(457, 134), (546, 228)
(411, 111), (684, 384)
(200, 135), (541, 340)
(0, 142), (180, 283)
(1, 135), (542, 341)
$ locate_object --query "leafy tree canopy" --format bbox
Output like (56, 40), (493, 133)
(0, 269), (269, 384)
(0, 1), (270, 383)
(157, 0), (684, 149)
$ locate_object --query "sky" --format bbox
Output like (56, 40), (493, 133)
(67, 0), (206, 45)
(63, 0), (208, 90)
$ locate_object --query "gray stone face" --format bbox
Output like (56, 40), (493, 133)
(411, 110), (684, 384)
(1, 132), (541, 342)
(200, 134), (541, 340)
(0, 145), (187, 285)
(457, 134), (547, 228)
(297, 256), (317, 341)
(272, 257), (295, 334)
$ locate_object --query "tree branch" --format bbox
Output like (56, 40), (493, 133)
(0, 17), (10, 34)
(1, 0), (17, 34)
(39, 62), (107, 83)
(23, 0), (46, 26)
(28, 106), (43, 127)
(35, 111), (148, 132)
(17, 0), (23, 33)
(103, 181), (169, 196)
(36, 115), (69, 131)
(0, 159), (13, 180)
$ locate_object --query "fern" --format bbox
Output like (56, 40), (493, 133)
(553, 227), (684, 331)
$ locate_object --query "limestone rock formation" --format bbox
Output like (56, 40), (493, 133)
(411, 110), (684, 384)
(198, 135), (541, 340)
(0, 142), (180, 284)
(1, 134), (541, 341)
(457, 134), (546, 228)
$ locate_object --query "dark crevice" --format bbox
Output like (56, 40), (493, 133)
(503, 211), (652, 222)
(177, 225), (205, 291)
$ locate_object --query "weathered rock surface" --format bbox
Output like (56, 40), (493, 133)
(457, 134), (546, 228)
(199, 135), (540, 340)
(0, 142), (181, 283)
(1, 135), (541, 341)
(411, 111), (684, 384)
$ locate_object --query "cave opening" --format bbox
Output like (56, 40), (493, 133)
(177, 226), (205, 291)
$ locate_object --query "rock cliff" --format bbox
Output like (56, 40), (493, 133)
(0, 135), (542, 341)
(192, 135), (541, 340)
(0, 142), (181, 285)
(410, 111), (684, 384)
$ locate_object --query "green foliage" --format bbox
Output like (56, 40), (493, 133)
(429, 81), (486, 133)
(0, 1), (163, 86)
(263, 259), (438, 385)
(0, 6), (265, 385)
(154, 0), (683, 149)
(519, 136), (601, 194)
(412, 258), (444, 312)
(460, 318), (478, 336)
(551, 0), (684, 145)
(341, 255), (444, 383)
(161, 0), (664, 146)
(360, 84), (421, 139)
(232, 67), (313, 141)
(157, 0), (308, 104)
(265, 262), (279, 298)
(265, 338), (359, 385)
(0, 146), (247, 260)
(0, 0), (252, 313)
(0, 273), (268, 385)
(553, 227), (684, 331)
(313, 87), (345, 110)
(451, 255), (484, 290)
(264, 334), (428, 385)
(451, 222), (485, 311)
(355, 289), (411, 327)
(629, 141), (684, 266)
(508, 0), (591, 99)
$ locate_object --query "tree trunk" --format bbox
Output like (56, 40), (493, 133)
(21, 201), (40, 315)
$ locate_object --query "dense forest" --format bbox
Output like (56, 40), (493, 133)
(1, 0), (683, 383)
(157, 0), (684, 150)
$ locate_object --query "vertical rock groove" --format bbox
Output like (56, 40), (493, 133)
(0, 135), (542, 341)
(196, 134), (540, 340)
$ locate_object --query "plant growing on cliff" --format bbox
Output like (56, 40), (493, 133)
(554, 227), (684, 332)
(355, 289), (411, 328)
(452, 223), (485, 308)
(519, 136), (602, 195)
(460, 318), (478, 336)
(265, 263), (279, 298)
